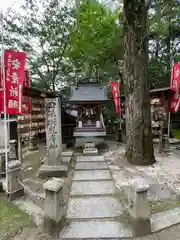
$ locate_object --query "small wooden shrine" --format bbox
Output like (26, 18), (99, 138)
(149, 87), (173, 137)
(67, 78), (108, 138)
(18, 86), (58, 147)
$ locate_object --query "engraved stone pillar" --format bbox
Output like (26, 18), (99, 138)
(45, 97), (62, 165)
(43, 178), (65, 237)
(7, 160), (24, 201)
(9, 140), (17, 161)
(38, 98), (68, 178)
(131, 181), (151, 237)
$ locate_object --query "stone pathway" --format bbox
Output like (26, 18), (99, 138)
(60, 155), (133, 239)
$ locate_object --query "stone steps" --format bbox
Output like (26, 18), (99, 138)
(59, 155), (133, 239)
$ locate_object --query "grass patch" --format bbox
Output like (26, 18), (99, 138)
(149, 199), (180, 214)
(172, 129), (180, 139)
(0, 196), (33, 240)
(73, 146), (83, 153)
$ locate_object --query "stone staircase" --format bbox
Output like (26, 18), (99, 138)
(59, 155), (133, 239)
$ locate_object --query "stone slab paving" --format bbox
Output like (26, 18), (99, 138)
(134, 224), (180, 240)
(60, 154), (133, 239)
(67, 196), (123, 219)
(60, 220), (132, 239)
(70, 180), (116, 196)
(75, 161), (108, 170)
(73, 170), (111, 181)
(76, 155), (105, 162)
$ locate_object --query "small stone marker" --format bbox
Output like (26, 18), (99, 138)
(7, 160), (24, 201)
(83, 142), (98, 156)
(130, 179), (151, 237)
(43, 178), (65, 237)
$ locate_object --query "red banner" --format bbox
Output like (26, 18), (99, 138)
(170, 63), (180, 93)
(110, 81), (120, 115)
(169, 63), (180, 113)
(0, 50), (27, 114)
(22, 70), (31, 113)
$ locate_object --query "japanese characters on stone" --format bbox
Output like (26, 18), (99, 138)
(46, 101), (58, 150)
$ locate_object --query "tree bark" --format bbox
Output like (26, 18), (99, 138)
(123, 0), (155, 165)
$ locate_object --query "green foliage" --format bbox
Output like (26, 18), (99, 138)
(148, 0), (180, 89)
(67, 0), (122, 74)
(2, 0), (75, 91)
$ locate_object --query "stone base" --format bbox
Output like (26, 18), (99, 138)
(83, 148), (98, 156)
(43, 216), (66, 238)
(38, 165), (68, 178)
(62, 151), (73, 157)
(132, 218), (151, 237)
(62, 156), (71, 165)
(7, 188), (24, 202)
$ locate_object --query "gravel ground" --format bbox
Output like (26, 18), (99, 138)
(134, 223), (180, 240)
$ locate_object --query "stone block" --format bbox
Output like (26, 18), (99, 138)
(62, 156), (71, 165)
(83, 148), (98, 156)
(43, 178), (66, 237)
(38, 165), (68, 178)
(7, 160), (24, 201)
(85, 142), (95, 149)
(67, 196), (123, 219)
(60, 220), (133, 239)
(62, 151), (73, 157)
(75, 162), (108, 170)
(77, 155), (104, 162)
(131, 218), (151, 237)
(70, 180), (116, 196)
(73, 170), (111, 181)
(130, 179), (151, 237)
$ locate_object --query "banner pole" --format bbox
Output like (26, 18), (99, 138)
(168, 61), (174, 138)
(1, 19), (8, 194)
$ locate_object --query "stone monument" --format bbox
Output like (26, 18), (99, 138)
(38, 97), (68, 177)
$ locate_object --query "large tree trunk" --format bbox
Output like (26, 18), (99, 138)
(123, 0), (155, 165)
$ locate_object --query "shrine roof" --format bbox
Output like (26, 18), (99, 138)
(67, 83), (108, 103)
(23, 86), (59, 98)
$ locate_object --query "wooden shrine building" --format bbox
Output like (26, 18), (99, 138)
(66, 79), (108, 138)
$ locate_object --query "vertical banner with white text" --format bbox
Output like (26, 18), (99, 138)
(110, 81), (120, 115)
(0, 50), (27, 114)
(169, 63), (180, 113)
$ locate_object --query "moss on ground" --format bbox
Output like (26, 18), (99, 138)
(73, 146), (83, 153)
(0, 196), (33, 240)
(149, 199), (180, 214)
(172, 129), (180, 139)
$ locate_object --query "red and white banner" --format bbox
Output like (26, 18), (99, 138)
(110, 81), (120, 115)
(22, 70), (31, 113)
(169, 63), (180, 113)
(0, 50), (27, 114)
